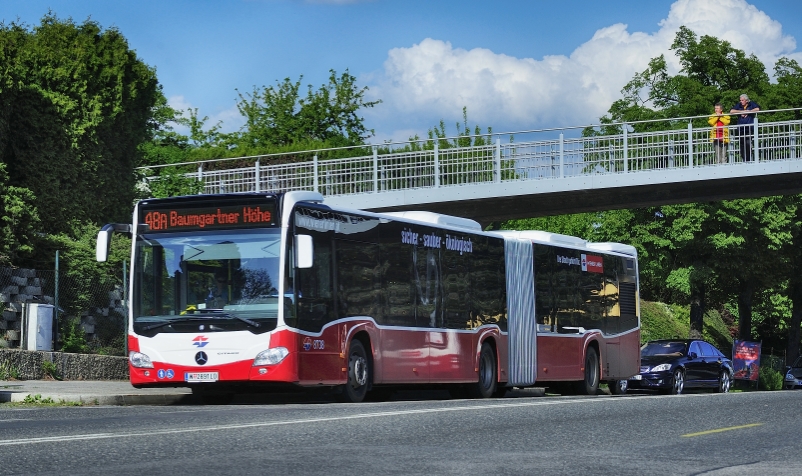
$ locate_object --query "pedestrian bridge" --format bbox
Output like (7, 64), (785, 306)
(142, 110), (802, 226)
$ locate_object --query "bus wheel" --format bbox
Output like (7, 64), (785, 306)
(338, 340), (369, 403)
(575, 347), (600, 395)
(609, 379), (628, 395)
(468, 343), (497, 399)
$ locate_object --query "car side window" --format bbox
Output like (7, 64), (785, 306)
(700, 342), (719, 357)
(689, 342), (702, 357)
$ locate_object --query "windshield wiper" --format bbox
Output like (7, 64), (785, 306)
(183, 309), (261, 328)
(142, 316), (216, 332)
(141, 311), (260, 331)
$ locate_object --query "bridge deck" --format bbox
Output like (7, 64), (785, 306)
(142, 115), (802, 224)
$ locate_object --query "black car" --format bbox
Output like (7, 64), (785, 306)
(627, 339), (733, 394)
(785, 355), (802, 390)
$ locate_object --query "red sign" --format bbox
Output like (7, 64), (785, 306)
(582, 254), (604, 273)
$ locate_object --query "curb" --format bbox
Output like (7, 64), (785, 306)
(0, 390), (191, 406)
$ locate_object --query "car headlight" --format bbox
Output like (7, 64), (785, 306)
(650, 363), (672, 372)
(786, 372), (795, 380)
(253, 347), (289, 366)
(129, 351), (154, 368)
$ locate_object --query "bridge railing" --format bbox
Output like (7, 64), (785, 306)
(140, 109), (802, 197)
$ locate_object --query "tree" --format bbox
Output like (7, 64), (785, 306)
(0, 163), (40, 266)
(605, 26), (770, 131)
(234, 69), (381, 150)
(0, 14), (162, 236)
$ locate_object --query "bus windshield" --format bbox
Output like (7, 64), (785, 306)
(133, 228), (283, 333)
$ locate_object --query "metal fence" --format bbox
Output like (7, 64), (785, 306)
(140, 110), (802, 197)
(0, 266), (126, 356)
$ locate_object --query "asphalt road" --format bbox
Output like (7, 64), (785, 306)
(1, 389), (800, 475)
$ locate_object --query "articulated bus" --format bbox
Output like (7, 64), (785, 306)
(96, 191), (640, 402)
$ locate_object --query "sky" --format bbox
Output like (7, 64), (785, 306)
(2, 0), (801, 144)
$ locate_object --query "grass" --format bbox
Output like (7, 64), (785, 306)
(1, 394), (84, 407)
(640, 301), (734, 352)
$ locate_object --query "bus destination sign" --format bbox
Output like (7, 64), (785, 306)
(141, 203), (275, 232)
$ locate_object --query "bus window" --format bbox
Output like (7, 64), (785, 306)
(336, 240), (381, 319)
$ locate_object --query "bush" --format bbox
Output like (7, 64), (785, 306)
(758, 367), (784, 391)
(60, 317), (89, 353)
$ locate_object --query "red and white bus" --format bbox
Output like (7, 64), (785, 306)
(96, 191), (640, 402)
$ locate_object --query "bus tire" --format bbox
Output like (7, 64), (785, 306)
(467, 342), (497, 399)
(609, 379), (628, 395)
(575, 347), (600, 395)
(338, 339), (369, 403)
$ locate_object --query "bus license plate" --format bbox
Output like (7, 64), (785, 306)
(185, 372), (219, 382)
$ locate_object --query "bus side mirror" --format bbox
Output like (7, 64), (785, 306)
(96, 227), (113, 262)
(96, 223), (132, 262)
(296, 234), (313, 269)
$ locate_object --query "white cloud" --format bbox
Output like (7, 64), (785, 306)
(366, 0), (800, 142)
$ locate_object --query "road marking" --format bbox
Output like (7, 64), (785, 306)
(0, 395), (647, 446)
(682, 423), (763, 438)
(0, 391), (751, 447)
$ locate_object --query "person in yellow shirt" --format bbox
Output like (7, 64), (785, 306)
(708, 103), (731, 164)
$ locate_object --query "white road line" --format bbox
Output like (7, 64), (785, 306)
(0, 392), (742, 446)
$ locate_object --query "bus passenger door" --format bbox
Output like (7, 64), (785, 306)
(296, 235), (340, 384)
(379, 242), (429, 383)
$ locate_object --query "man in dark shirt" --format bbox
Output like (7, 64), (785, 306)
(730, 94), (760, 162)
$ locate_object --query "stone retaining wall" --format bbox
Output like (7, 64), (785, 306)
(0, 349), (128, 380)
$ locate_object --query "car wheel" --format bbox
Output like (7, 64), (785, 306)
(717, 370), (731, 393)
(609, 379), (628, 395)
(670, 368), (684, 395)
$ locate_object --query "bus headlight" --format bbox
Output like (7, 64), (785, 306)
(129, 351), (154, 368)
(253, 347), (289, 366)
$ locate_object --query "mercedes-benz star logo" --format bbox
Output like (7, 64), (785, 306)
(195, 351), (208, 365)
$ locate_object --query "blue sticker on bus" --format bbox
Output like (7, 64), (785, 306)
(157, 369), (166, 379)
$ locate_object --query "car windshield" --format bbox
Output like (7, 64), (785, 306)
(133, 229), (282, 328)
(641, 341), (687, 357)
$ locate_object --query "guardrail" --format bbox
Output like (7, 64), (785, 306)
(140, 109), (802, 197)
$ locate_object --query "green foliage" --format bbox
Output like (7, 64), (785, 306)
(639, 301), (733, 351)
(499, 212), (599, 239)
(640, 302), (689, 343)
(60, 317), (89, 354)
(0, 360), (20, 380)
(41, 360), (61, 380)
(0, 163), (40, 266)
(0, 14), (162, 237)
(22, 394), (54, 404)
(146, 169), (204, 198)
(605, 26), (770, 130)
(758, 367), (784, 391)
(234, 69), (381, 149)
